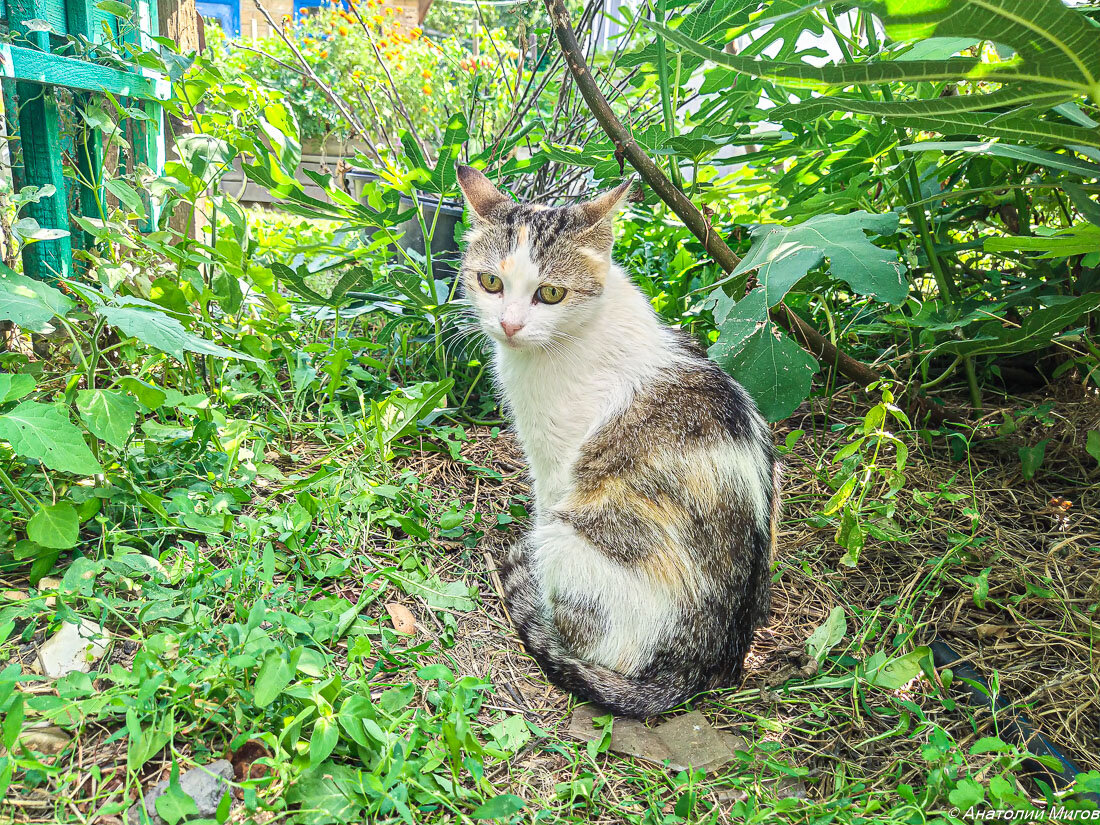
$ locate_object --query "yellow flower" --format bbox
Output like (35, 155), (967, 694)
(422, 84), (432, 95)
(338, 25), (348, 35)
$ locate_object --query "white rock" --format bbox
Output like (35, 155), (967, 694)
(34, 619), (108, 678)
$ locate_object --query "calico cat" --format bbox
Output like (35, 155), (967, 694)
(455, 165), (778, 717)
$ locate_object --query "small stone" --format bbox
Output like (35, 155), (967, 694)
(33, 619), (108, 678)
(19, 725), (71, 755)
(126, 759), (235, 825)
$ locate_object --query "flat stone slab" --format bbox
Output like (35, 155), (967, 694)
(567, 706), (747, 772)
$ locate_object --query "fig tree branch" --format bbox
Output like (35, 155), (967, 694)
(541, 0), (882, 390)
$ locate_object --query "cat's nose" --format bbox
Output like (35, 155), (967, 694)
(501, 320), (524, 338)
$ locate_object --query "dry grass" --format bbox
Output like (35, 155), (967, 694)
(393, 387), (1100, 812)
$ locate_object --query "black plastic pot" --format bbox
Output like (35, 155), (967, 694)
(346, 170), (465, 277)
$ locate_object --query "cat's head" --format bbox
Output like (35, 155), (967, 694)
(455, 165), (632, 351)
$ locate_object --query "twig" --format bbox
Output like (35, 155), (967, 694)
(251, 0), (370, 140)
(541, 0), (882, 390)
(346, 0), (431, 160)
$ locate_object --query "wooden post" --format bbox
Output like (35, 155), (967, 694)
(125, 0), (166, 232)
(66, 0), (106, 250)
(8, 0), (73, 281)
(157, 0), (203, 239)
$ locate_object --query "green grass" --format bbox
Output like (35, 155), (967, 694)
(4, 395), (1098, 824)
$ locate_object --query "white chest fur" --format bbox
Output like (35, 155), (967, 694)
(492, 269), (678, 514)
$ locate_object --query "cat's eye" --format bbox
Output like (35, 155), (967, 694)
(536, 285), (566, 304)
(478, 272), (503, 293)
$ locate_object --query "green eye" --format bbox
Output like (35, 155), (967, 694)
(537, 285), (566, 304)
(478, 272), (503, 293)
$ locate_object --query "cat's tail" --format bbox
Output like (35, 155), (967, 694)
(499, 544), (696, 718)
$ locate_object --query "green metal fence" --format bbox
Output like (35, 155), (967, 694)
(2, 0), (166, 281)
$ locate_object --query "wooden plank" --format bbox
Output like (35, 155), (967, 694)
(0, 44), (169, 99)
(63, 0), (93, 40)
(13, 82), (72, 280)
(7, 0), (67, 41)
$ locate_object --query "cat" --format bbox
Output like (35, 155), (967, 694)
(455, 165), (779, 717)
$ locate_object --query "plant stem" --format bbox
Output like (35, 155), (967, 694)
(0, 465), (33, 516)
(653, 0), (684, 191)
(542, 0), (882, 389)
(964, 356), (982, 410)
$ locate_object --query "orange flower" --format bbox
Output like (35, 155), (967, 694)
(421, 84), (432, 95)
(319, 49), (329, 58)
(338, 25), (348, 35)
(421, 69), (431, 79)
(378, 38), (387, 48)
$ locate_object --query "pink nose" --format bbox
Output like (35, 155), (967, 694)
(501, 321), (524, 338)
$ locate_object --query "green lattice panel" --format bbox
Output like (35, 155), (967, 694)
(2, 0), (166, 281)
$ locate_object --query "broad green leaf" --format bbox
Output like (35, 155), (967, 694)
(260, 102), (301, 172)
(900, 141), (1100, 179)
(948, 778), (985, 812)
(970, 736), (1012, 755)
(652, 22), (984, 87)
(883, 112), (1100, 152)
(253, 652), (293, 708)
(104, 179), (146, 219)
(938, 294), (1100, 357)
(659, 0), (1100, 95)
(0, 401), (102, 475)
(487, 715), (532, 753)
(0, 268), (73, 330)
(770, 86), (1074, 123)
(863, 647), (929, 690)
(1062, 182), (1100, 227)
(286, 763), (365, 825)
(76, 389), (139, 449)
(805, 606), (847, 664)
(1086, 430), (1100, 466)
(378, 379), (455, 445)
(732, 212), (906, 306)
(154, 769), (200, 825)
(118, 376), (169, 411)
(309, 717), (338, 767)
(96, 0), (133, 18)
(390, 571), (477, 612)
(823, 475), (858, 516)
(0, 374), (35, 403)
(97, 303), (261, 363)
(653, 0), (1100, 148)
(1019, 440), (1049, 481)
(867, 0), (1100, 91)
(707, 289), (819, 422)
(27, 503), (79, 550)
(985, 224), (1100, 258)
(471, 794), (526, 820)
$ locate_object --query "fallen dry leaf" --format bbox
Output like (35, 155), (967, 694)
(385, 603), (416, 635)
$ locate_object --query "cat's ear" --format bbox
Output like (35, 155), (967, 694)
(579, 179), (634, 228)
(456, 165), (509, 221)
